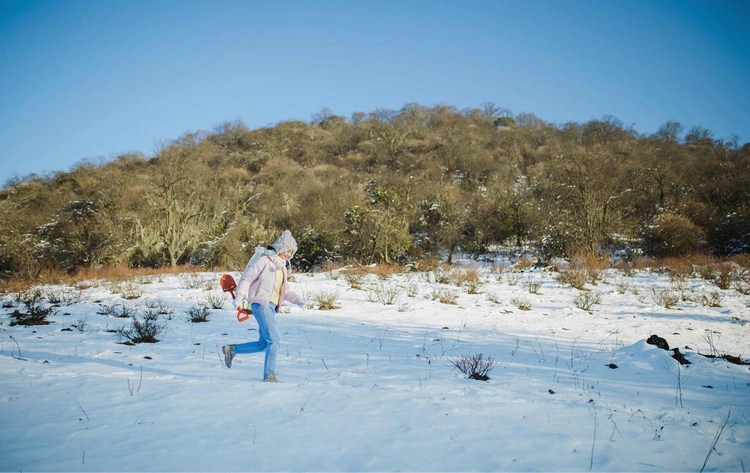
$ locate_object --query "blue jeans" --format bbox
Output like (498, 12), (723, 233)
(233, 302), (279, 379)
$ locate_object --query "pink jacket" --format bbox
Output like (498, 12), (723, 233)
(235, 256), (302, 311)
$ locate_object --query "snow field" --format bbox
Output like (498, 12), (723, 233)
(1, 262), (748, 471)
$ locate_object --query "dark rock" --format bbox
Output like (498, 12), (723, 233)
(647, 335), (669, 350)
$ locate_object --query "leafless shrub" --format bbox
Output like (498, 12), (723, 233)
(405, 280), (420, 297)
(312, 291), (340, 310)
(144, 298), (173, 316)
(615, 281), (629, 294)
(120, 282), (143, 300)
(10, 288), (54, 326)
(344, 273), (365, 290)
(45, 288), (85, 306)
(72, 315), (88, 333)
(179, 273), (212, 290)
(556, 269), (588, 290)
(450, 353), (497, 381)
(650, 289), (680, 309)
(117, 313), (166, 344)
(463, 271), (483, 294)
(574, 291), (601, 311)
(204, 292), (226, 310)
(369, 283), (402, 305)
(433, 268), (452, 285)
(733, 280), (750, 295)
(525, 279), (542, 295)
(186, 304), (212, 323)
(430, 289), (458, 305)
(98, 303), (135, 318)
(486, 293), (502, 304)
(505, 272), (520, 286)
(696, 263), (740, 290)
(511, 296), (532, 311)
(700, 291), (723, 308)
(587, 268), (603, 285)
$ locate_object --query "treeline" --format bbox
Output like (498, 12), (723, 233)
(1, 103), (748, 279)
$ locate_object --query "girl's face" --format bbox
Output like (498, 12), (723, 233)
(278, 248), (293, 260)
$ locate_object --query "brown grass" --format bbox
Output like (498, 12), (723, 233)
(512, 257), (536, 271)
(342, 262), (407, 279)
(633, 254), (720, 273)
(2, 264), (208, 294)
(568, 249), (610, 271)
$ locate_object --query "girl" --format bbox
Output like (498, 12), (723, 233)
(222, 230), (305, 381)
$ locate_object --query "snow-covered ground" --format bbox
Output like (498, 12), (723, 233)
(1, 259), (749, 472)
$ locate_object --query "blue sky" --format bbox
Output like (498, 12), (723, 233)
(1, 0), (748, 184)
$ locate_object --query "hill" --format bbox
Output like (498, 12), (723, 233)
(1, 104), (749, 281)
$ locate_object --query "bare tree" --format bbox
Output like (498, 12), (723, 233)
(139, 146), (216, 267)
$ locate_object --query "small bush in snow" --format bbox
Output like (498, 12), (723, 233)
(650, 289), (680, 309)
(511, 296), (531, 311)
(709, 263), (739, 290)
(344, 273), (365, 290)
(120, 282), (143, 300)
(45, 288), (85, 306)
(451, 353), (497, 381)
(430, 289), (458, 305)
(98, 303), (135, 318)
(505, 272), (520, 286)
(312, 291), (340, 310)
(72, 316), (88, 333)
(405, 280), (420, 297)
(432, 268), (452, 285)
(734, 281), (750, 296)
(556, 269), (588, 290)
(204, 292), (226, 310)
(573, 290), (601, 311)
(10, 288), (53, 326)
(486, 293), (502, 304)
(144, 298), (173, 316)
(186, 304), (212, 323)
(369, 283), (402, 305)
(118, 313), (166, 344)
(462, 268), (483, 294)
(179, 273), (212, 290)
(700, 291), (723, 308)
(525, 279), (542, 295)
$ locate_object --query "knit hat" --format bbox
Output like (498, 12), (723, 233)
(271, 230), (298, 257)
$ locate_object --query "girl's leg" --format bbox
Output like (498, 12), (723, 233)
(233, 303), (279, 379)
(254, 304), (280, 379)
